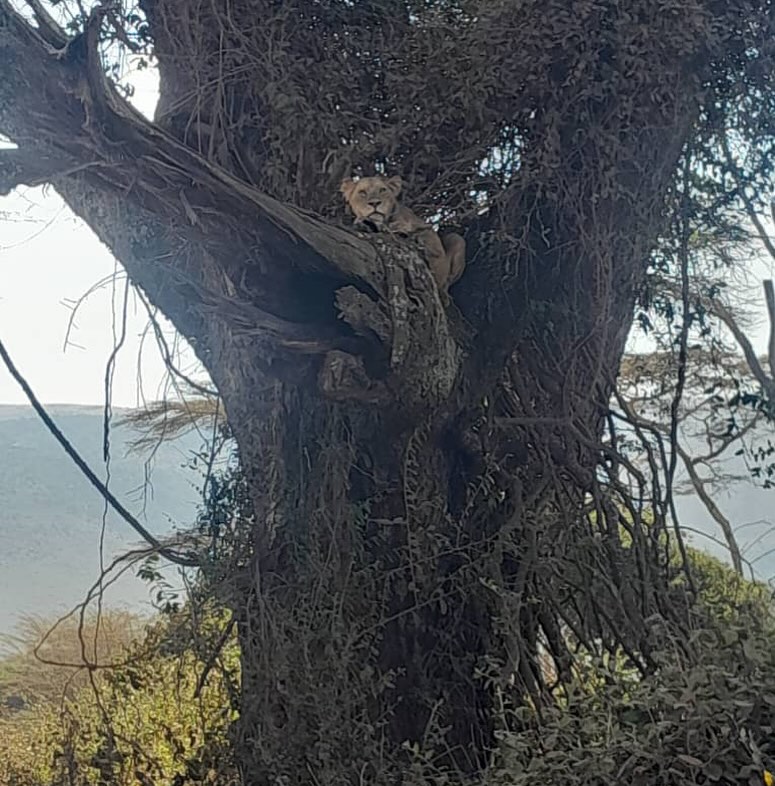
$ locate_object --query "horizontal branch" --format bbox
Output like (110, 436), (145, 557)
(199, 287), (375, 355)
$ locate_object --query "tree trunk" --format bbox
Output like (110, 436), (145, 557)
(1, 1), (743, 782)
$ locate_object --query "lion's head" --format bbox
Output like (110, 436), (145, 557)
(340, 175), (402, 227)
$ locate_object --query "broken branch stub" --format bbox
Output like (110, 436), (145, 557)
(326, 233), (462, 411)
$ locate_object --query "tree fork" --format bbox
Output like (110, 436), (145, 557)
(1, 2), (464, 414)
(2, 0), (750, 783)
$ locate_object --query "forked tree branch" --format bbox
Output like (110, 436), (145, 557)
(711, 294), (773, 395)
(23, 0), (68, 48)
(0, 2), (461, 407)
(1, 1), (381, 287)
(618, 396), (745, 575)
(659, 277), (775, 398)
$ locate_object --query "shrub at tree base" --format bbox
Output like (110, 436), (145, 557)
(494, 622), (775, 785)
(0, 611), (239, 786)
(2, 549), (774, 785)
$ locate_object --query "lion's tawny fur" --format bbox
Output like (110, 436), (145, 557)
(340, 176), (465, 303)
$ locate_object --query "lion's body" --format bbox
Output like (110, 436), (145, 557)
(340, 176), (466, 303)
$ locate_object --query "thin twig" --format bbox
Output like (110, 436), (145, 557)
(194, 617), (236, 698)
(764, 279), (775, 381)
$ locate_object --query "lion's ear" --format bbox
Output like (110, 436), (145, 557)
(386, 176), (402, 196)
(340, 178), (357, 200)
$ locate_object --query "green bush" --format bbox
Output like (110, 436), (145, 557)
(2, 544), (774, 785)
(0, 609), (238, 786)
(489, 549), (775, 786)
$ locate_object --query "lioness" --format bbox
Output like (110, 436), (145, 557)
(340, 175), (466, 303)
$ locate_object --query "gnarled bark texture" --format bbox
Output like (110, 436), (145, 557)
(2, 1), (772, 782)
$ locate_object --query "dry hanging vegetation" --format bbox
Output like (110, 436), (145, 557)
(3, 0), (775, 783)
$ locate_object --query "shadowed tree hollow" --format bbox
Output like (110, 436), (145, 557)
(3, 1), (775, 783)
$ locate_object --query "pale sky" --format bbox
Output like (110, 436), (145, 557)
(1, 61), (773, 407)
(0, 62), (208, 407)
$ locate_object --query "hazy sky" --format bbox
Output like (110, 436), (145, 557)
(0, 64), (204, 407)
(1, 63), (774, 408)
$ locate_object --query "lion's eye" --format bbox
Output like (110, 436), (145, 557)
(358, 190), (367, 198)
(379, 187), (387, 194)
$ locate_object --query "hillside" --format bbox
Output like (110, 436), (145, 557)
(0, 405), (202, 639)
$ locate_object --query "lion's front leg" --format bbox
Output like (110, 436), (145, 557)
(416, 229), (450, 297)
(441, 233), (466, 289)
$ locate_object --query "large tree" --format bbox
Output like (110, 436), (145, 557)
(3, 1), (775, 783)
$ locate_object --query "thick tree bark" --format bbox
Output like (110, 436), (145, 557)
(1, 1), (750, 782)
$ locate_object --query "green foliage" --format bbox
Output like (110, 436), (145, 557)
(0, 610), (238, 786)
(489, 550), (775, 786)
(493, 636), (775, 785)
(687, 545), (774, 624)
(3, 542), (774, 786)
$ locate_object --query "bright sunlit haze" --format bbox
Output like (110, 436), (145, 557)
(0, 60), (206, 407)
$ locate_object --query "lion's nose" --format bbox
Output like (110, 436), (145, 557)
(368, 200), (381, 208)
